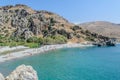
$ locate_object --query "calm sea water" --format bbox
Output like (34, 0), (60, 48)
(0, 44), (120, 80)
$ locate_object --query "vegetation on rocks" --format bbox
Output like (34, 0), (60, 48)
(79, 21), (120, 42)
(0, 34), (67, 48)
(0, 4), (116, 47)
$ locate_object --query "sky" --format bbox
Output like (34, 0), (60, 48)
(0, 0), (120, 24)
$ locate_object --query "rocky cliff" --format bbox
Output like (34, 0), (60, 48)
(0, 64), (38, 80)
(0, 4), (116, 46)
(0, 4), (74, 40)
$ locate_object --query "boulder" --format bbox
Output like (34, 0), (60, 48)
(93, 38), (116, 47)
(0, 73), (4, 80)
(5, 64), (38, 80)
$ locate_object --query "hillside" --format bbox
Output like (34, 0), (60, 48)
(79, 21), (120, 41)
(0, 4), (114, 47)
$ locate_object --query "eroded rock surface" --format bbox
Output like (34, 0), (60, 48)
(0, 73), (4, 80)
(1, 64), (38, 80)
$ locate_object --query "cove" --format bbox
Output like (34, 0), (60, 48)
(0, 45), (120, 80)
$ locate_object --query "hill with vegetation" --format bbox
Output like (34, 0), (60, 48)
(0, 4), (114, 47)
(79, 21), (120, 42)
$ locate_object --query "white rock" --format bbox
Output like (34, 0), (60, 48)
(6, 64), (38, 80)
(0, 73), (5, 80)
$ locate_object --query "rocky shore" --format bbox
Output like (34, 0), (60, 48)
(0, 43), (93, 63)
(0, 65), (38, 80)
(92, 38), (116, 47)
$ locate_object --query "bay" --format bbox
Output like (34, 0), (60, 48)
(0, 45), (120, 80)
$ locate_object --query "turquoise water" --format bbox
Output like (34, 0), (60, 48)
(0, 45), (120, 80)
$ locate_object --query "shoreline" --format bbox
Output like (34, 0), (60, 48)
(0, 43), (93, 63)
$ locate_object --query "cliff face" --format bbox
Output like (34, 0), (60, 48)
(0, 4), (115, 44)
(0, 4), (73, 39)
(0, 64), (38, 80)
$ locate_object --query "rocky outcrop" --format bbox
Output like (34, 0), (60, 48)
(0, 4), (73, 39)
(93, 38), (116, 47)
(0, 65), (38, 80)
(0, 73), (4, 80)
(0, 4), (117, 45)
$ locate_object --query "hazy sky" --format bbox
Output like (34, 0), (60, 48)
(0, 0), (120, 23)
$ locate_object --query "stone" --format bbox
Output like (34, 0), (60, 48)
(0, 73), (4, 80)
(5, 64), (38, 80)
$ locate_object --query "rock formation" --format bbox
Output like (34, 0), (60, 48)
(0, 65), (38, 80)
(0, 4), (73, 40)
(0, 73), (4, 80)
(0, 4), (116, 46)
(93, 38), (116, 47)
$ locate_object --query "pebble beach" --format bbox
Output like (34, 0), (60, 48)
(0, 43), (93, 63)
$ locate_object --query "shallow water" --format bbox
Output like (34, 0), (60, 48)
(0, 45), (120, 80)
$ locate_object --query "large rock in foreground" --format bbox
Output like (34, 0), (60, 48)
(0, 73), (4, 80)
(5, 65), (38, 80)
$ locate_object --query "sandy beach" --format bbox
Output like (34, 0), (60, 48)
(0, 43), (93, 63)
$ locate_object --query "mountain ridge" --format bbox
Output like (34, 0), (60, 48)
(79, 21), (120, 41)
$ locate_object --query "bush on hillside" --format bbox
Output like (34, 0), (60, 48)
(27, 37), (39, 43)
(52, 35), (67, 44)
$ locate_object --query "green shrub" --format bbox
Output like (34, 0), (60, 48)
(24, 43), (40, 48)
(0, 34), (68, 48)
(0, 43), (7, 46)
(85, 36), (95, 41)
(72, 25), (80, 31)
(44, 37), (54, 45)
(43, 35), (67, 45)
(27, 37), (39, 43)
(52, 35), (67, 44)
(38, 37), (44, 45)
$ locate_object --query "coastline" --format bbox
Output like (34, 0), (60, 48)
(0, 43), (93, 63)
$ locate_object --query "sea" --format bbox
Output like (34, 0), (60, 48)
(0, 44), (120, 80)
